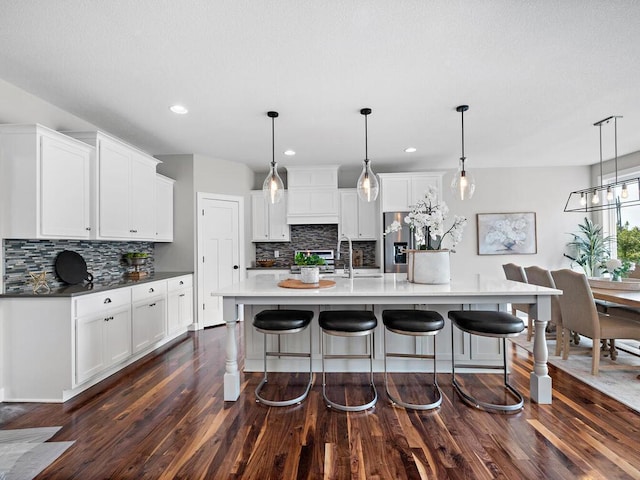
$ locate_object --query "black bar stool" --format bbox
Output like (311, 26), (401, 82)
(448, 310), (525, 413)
(382, 309), (445, 410)
(318, 310), (378, 411)
(253, 309), (314, 407)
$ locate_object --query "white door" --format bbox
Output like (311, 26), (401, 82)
(198, 195), (243, 327)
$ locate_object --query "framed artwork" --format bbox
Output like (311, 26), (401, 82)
(477, 212), (537, 255)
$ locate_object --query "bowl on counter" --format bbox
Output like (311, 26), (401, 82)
(256, 259), (276, 268)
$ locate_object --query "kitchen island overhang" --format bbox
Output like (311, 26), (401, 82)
(214, 273), (558, 404)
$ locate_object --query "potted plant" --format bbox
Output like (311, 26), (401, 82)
(384, 185), (467, 284)
(565, 217), (611, 277)
(294, 252), (325, 284)
(124, 252), (149, 267)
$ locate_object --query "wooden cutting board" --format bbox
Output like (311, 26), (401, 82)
(277, 278), (336, 289)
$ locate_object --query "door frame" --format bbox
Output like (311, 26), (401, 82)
(196, 192), (245, 329)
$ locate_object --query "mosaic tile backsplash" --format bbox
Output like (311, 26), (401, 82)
(255, 224), (377, 268)
(4, 239), (154, 292)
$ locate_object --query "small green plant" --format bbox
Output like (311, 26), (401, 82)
(294, 252), (325, 266)
(125, 252), (149, 259)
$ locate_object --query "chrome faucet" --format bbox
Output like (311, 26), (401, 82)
(337, 234), (354, 279)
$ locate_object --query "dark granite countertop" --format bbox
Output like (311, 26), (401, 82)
(246, 266), (381, 270)
(1, 272), (193, 298)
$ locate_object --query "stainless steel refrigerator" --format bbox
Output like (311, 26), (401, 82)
(383, 211), (410, 273)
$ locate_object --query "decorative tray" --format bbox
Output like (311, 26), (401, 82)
(278, 279), (336, 289)
(588, 277), (640, 291)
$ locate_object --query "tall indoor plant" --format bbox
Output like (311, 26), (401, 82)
(565, 217), (611, 277)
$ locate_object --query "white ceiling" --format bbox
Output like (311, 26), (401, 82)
(1, 1), (640, 175)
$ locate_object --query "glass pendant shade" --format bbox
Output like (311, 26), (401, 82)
(263, 162), (284, 204)
(261, 110), (283, 204)
(451, 159), (476, 200)
(357, 159), (379, 202)
(622, 183), (629, 199)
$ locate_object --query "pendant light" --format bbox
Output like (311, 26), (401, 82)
(262, 111), (284, 204)
(564, 115), (640, 212)
(356, 108), (379, 202)
(451, 105), (475, 200)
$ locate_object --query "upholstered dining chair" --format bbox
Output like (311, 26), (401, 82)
(551, 269), (640, 375)
(502, 263), (532, 340)
(524, 266), (564, 356)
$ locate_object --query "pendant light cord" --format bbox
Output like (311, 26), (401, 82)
(271, 115), (276, 168)
(614, 116), (618, 184)
(364, 112), (369, 162)
(460, 108), (465, 162)
(599, 122), (603, 188)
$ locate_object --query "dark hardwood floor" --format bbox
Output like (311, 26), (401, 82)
(2, 325), (640, 479)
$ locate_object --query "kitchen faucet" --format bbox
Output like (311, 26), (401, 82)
(336, 234), (354, 279)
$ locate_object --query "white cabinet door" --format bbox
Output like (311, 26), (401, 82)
(40, 134), (92, 238)
(0, 125), (94, 239)
(251, 191), (290, 241)
(98, 137), (132, 238)
(129, 152), (157, 239)
(380, 173), (444, 212)
(168, 275), (194, 333)
(105, 307), (132, 365)
(251, 192), (269, 241)
(357, 196), (378, 240)
(339, 191), (359, 239)
(76, 314), (107, 384)
(340, 189), (379, 240)
(155, 174), (174, 242)
(380, 177), (411, 212)
(132, 297), (167, 353)
(269, 196), (290, 241)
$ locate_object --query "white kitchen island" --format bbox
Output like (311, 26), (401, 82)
(214, 273), (559, 404)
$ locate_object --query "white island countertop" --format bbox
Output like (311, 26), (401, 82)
(214, 273), (559, 404)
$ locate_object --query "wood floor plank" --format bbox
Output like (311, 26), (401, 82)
(1, 327), (640, 479)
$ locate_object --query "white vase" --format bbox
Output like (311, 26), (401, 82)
(406, 249), (450, 284)
(300, 266), (320, 284)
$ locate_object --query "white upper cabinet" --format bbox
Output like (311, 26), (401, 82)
(339, 189), (379, 240)
(379, 172), (444, 212)
(0, 124), (93, 239)
(65, 131), (161, 241)
(251, 190), (290, 242)
(285, 165), (340, 224)
(155, 174), (175, 242)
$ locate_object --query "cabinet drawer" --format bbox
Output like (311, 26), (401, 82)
(74, 288), (131, 318)
(132, 281), (167, 303)
(167, 275), (192, 291)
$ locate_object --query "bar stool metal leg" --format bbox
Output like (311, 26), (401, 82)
(384, 328), (442, 410)
(451, 327), (524, 413)
(255, 326), (313, 407)
(321, 328), (378, 412)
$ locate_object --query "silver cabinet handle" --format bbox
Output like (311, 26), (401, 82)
(86, 227), (91, 231)
(179, 281), (184, 285)
(179, 293), (185, 297)
(104, 298), (112, 304)
(149, 288), (154, 293)
(149, 303), (156, 307)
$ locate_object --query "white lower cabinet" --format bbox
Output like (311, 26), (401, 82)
(75, 290), (132, 385)
(167, 275), (193, 334)
(132, 281), (168, 353)
(1, 274), (193, 403)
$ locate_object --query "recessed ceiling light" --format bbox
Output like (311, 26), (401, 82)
(284, 149), (296, 156)
(404, 147), (417, 153)
(169, 105), (188, 114)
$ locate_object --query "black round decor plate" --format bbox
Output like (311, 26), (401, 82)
(55, 250), (89, 285)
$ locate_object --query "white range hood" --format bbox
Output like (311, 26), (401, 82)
(285, 165), (340, 224)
